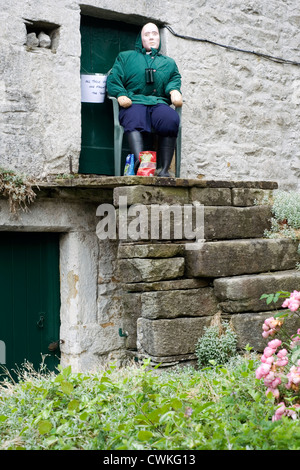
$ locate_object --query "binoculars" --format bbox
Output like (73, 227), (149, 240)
(145, 68), (154, 84)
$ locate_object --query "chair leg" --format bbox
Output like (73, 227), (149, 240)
(114, 127), (124, 176)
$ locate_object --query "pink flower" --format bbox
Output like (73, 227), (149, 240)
(268, 339), (282, 349)
(255, 363), (271, 379)
(266, 387), (280, 399)
(264, 346), (275, 357)
(277, 348), (288, 358)
(282, 291), (300, 312)
(272, 402), (286, 421)
(262, 317), (283, 338)
(261, 354), (274, 364)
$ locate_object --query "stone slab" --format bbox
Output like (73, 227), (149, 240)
(113, 185), (189, 206)
(231, 188), (274, 207)
(230, 311), (300, 352)
(37, 176), (279, 190)
(115, 204), (271, 242)
(117, 257), (185, 283)
(214, 270), (300, 313)
(118, 243), (185, 259)
(189, 187), (231, 205)
(204, 205), (272, 240)
(186, 238), (299, 278)
(124, 278), (210, 292)
(137, 316), (212, 356)
(140, 288), (219, 319)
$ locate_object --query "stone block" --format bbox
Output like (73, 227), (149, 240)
(186, 238), (299, 278)
(124, 278), (210, 292)
(204, 205), (272, 240)
(140, 288), (219, 319)
(231, 188), (274, 207)
(230, 311), (300, 352)
(189, 187), (231, 205)
(117, 257), (185, 283)
(137, 317), (212, 356)
(118, 243), (185, 259)
(122, 292), (142, 349)
(214, 270), (300, 313)
(113, 185), (189, 206)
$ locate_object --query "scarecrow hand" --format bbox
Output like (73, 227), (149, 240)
(170, 90), (183, 107)
(117, 96), (132, 108)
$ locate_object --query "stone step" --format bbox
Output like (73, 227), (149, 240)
(186, 238), (299, 278)
(214, 269), (300, 313)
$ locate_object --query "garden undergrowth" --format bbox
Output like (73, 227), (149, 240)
(1, 355), (300, 450)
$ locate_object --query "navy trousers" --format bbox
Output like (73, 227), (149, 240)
(119, 103), (180, 137)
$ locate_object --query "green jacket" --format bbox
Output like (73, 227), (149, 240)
(107, 29), (181, 106)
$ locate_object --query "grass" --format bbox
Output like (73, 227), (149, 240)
(1, 354), (300, 450)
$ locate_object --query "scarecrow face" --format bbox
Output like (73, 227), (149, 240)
(141, 23), (160, 51)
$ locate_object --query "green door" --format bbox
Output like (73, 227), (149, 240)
(79, 16), (140, 175)
(0, 232), (61, 380)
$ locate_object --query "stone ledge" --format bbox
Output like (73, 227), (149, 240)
(34, 175), (278, 190)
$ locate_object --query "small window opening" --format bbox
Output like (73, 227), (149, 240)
(24, 19), (60, 53)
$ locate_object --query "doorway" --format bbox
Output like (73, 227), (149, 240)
(79, 16), (140, 175)
(0, 232), (61, 380)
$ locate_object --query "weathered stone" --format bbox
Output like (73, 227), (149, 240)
(230, 311), (300, 352)
(113, 185), (189, 206)
(38, 31), (51, 48)
(140, 288), (219, 319)
(204, 205), (272, 240)
(124, 278), (210, 292)
(186, 238), (299, 278)
(122, 293), (142, 349)
(231, 188), (274, 207)
(137, 317), (212, 356)
(189, 187), (231, 205)
(117, 257), (185, 283)
(118, 243), (185, 258)
(26, 32), (39, 47)
(214, 270), (300, 313)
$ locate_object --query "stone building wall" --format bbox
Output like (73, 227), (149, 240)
(1, 1), (300, 189)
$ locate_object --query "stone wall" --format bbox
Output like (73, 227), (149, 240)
(1, 1), (300, 189)
(113, 179), (300, 367)
(0, 176), (299, 370)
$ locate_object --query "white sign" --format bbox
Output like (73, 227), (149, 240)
(81, 74), (107, 103)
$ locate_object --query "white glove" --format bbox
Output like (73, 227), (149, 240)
(117, 96), (133, 108)
(170, 90), (183, 107)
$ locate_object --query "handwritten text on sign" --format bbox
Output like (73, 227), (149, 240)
(81, 74), (107, 103)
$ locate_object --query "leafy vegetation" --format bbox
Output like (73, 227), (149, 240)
(264, 190), (300, 241)
(0, 167), (37, 213)
(195, 321), (238, 368)
(1, 355), (300, 450)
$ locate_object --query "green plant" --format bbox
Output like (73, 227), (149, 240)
(2, 354), (300, 450)
(0, 167), (37, 213)
(264, 190), (300, 240)
(195, 321), (238, 368)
